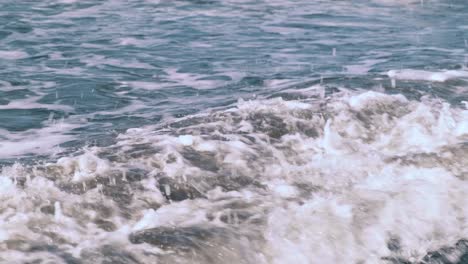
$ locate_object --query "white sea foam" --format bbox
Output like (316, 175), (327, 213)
(121, 81), (166, 90)
(0, 96), (73, 112)
(388, 69), (468, 82)
(130, 91), (467, 262)
(163, 68), (225, 90)
(178, 135), (194, 146)
(345, 59), (386, 75)
(0, 122), (78, 158)
(0, 50), (28, 60)
(81, 55), (155, 69)
(0, 90), (466, 263)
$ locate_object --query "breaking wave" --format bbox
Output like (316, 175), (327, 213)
(0, 88), (466, 263)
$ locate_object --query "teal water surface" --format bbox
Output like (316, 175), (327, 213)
(0, 0), (467, 161)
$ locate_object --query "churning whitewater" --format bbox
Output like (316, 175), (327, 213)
(0, 88), (467, 263)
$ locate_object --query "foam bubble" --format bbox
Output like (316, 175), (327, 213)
(178, 135), (194, 146)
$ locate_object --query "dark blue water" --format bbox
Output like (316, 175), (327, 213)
(0, 1), (467, 263)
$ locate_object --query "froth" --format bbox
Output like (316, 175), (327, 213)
(0, 90), (466, 263)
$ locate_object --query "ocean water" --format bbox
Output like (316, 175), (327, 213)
(0, 0), (467, 263)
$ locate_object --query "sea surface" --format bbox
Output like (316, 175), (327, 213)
(0, 0), (467, 263)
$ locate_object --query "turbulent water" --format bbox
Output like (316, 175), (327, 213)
(0, 0), (467, 263)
